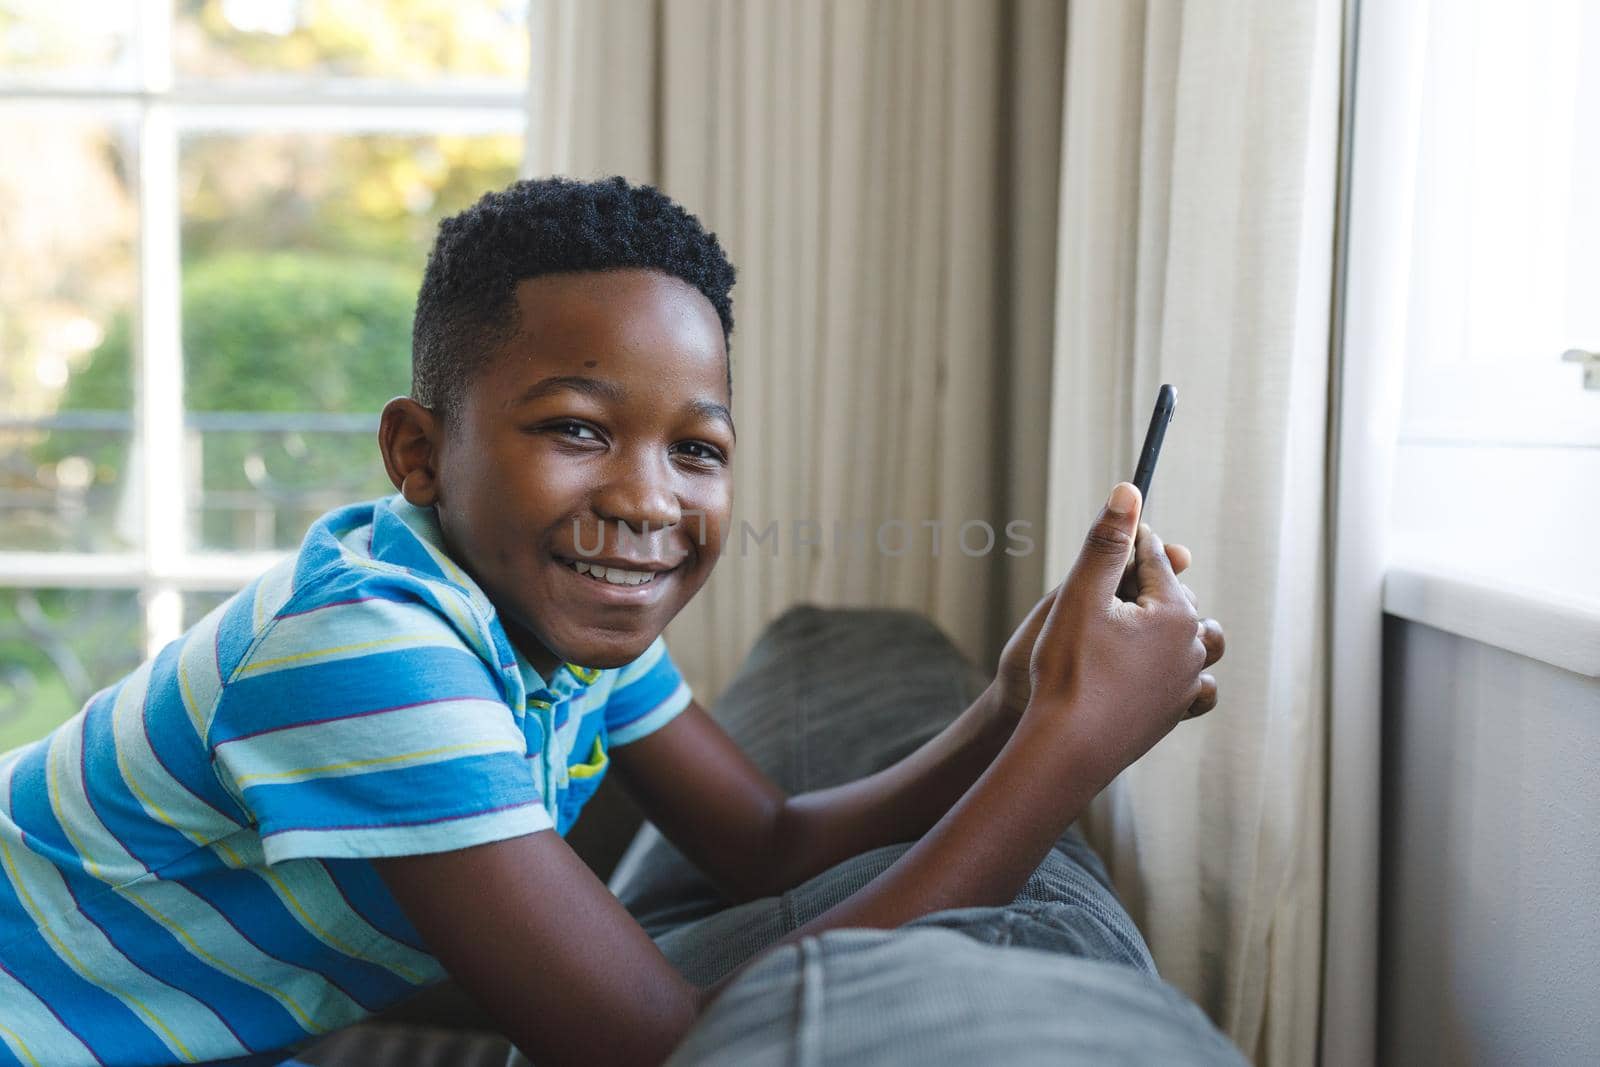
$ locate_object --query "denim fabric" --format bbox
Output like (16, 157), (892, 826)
(507, 606), (1245, 1066)
(644, 831), (1158, 989)
(666, 928), (1246, 1067)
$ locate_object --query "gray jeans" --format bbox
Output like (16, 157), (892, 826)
(513, 606), (1246, 1066)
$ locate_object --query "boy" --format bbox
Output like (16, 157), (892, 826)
(0, 176), (1224, 1066)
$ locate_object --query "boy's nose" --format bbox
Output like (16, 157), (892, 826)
(592, 465), (682, 534)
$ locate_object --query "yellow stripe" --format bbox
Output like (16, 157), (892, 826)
(231, 739), (509, 787)
(238, 633), (436, 675)
(0, 1020), (43, 1067)
(176, 658), (205, 739)
(32, 733), (323, 1040)
(256, 867), (427, 985)
(116, 887), (329, 1035)
(413, 535), (474, 590)
(199, 835), (428, 986)
(0, 839), (195, 1061)
(44, 740), (110, 884)
(348, 557), (489, 664)
(113, 733), (211, 848)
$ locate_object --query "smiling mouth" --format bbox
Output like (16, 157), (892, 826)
(560, 558), (676, 588)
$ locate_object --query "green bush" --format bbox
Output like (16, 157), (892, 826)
(58, 251), (417, 415)
(43, 251), (417, 548)
(181, 251), (416, 413)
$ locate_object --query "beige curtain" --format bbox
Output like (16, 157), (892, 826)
(525, 0), (1064, 701)
(527, 1), (1349, 1062)
(1045, 2), (1343, 1063)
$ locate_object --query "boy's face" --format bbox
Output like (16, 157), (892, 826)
(431, 269), (734, 678)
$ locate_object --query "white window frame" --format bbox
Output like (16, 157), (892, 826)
(0, 2), (526, 657)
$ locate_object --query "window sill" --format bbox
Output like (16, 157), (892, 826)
(1383, 558), (1600, 679)
(1385, 441), (1599, 678)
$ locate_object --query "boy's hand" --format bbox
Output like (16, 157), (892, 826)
(1022, 482), (1224, 792)
(989, 533), (1195, 725)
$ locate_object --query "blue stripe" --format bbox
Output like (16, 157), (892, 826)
(80, 692), (200, 872)
(321, 860), (427, 954)
(291, 522), (349, 594)
(246, 752), (539, 836)
(142, 641), (249, 827)
(603, 653), (683, 730)
(171, 868), (412, 1013)
(0, 956), (89, 1067)
(367, 506), (449, 582)
(62, 876), (292, 1054)
(0, 1029), (25, 1067)
(0, 883), (172, 1064)
(211, 646), (504, 746)
(5, 741), (82, 874)
(214, 589), (262, 685)
(271, 573), (409, 618)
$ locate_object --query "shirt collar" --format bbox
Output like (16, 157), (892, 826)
(376, 494), (498, 621)
(516, 649), (603, 703)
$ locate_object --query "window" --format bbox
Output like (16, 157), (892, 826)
(1399, 0), (1599, 447)
(0, 1), (528, 749)
(1382, 0), (1600, 609)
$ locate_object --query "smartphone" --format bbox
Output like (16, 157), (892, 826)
(1132, 384), (1177, 515)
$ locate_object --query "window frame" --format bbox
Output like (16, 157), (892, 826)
(0, 2), (527, 658)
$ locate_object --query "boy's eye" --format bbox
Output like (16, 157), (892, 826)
(550, 420), (602, 442)
(674, 441), (727, 465)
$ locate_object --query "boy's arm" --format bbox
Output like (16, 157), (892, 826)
(613, 540), (1199, 902)
(374, 829), (699, 1066)
(609, 689), (1016, 902)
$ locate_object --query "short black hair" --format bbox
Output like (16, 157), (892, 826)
(411, 175), (737, 416)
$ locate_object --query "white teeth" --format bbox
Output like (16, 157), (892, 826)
(569, 560), (659, 586)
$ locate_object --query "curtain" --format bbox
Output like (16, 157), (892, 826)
(526, 1), (1360, 1062)
(524, 0), (1065, 703)
(1044, 1), (1343, 1063)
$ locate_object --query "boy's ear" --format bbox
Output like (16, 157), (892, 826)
(378, 397), (444, 507)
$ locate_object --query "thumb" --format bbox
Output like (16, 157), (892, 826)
(1065, 482), (1142, 605)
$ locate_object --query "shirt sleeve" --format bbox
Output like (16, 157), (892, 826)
(603, 636), (693, 746)
(209, 589), (554, 866)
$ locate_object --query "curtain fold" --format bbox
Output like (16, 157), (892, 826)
(1045, 2), (1343, 1062)
(525, 0), (1064, 708)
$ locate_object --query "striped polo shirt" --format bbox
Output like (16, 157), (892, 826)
(0, 495), (692, 1066)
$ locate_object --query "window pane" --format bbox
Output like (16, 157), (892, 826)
(0, 109), (139, 552)
(0, 1), (138, 88)
(175, 0), (529, 85)
(1400, 0), (1600, 445)
(0, 588), (142, 752)
(178, 130), (521, 550)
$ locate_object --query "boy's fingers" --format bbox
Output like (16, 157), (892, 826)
(1134, 522), (1184, 603)
(1121, 540), (1191, 602)
(1066, 482), (1142, 606)
(1184, 674), (1219, 719)
(1198, 617), (1225, 667)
